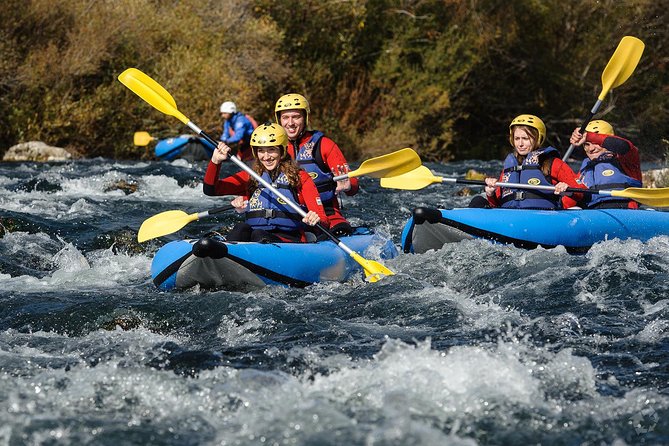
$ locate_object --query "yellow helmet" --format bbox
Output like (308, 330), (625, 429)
(275, 93), (310, 126)
(585, 120), (614, 135)
(250, 123), (289, 159)
(509, 114), (546, 146)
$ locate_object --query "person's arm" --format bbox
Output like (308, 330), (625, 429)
(203, 161), (249, 196)
(320, 137), (359, 196)
(550, 158), (585, 208)
(590, 133), (642, 182)
(586, 132), (627, 154)
(617, 143), (642, 183)
(578, 132), (642, 182)
(298, 170), (330, 228)
(220, 121), (231, 143)
(485, 173), (502, 207)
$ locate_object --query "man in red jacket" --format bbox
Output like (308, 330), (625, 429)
(275, 94), (359, 236)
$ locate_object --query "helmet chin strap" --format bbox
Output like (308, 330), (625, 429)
(292, 125), (306, 142)
(289, 129), (306, 153)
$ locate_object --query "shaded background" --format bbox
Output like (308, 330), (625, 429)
(1, 0), (667, 162)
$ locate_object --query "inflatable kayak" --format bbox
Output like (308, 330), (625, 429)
(155, 135), (215, 161)
(401, 207), (669, 254)
(151, 228), (398, 290)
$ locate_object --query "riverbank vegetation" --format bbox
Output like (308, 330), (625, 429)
(1, 0), (667, 162)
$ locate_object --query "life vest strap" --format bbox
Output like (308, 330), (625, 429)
(503, 165), (541, 174)
(588, 183), (629, 191)
(246, 209), (302, 221)
(500, 190), (553, 204)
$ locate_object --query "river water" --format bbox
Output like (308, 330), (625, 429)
(1, 158), (668, 445)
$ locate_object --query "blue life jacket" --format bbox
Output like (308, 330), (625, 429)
(245, 172), (304, 232)
(500, 147), (561, 209)
(294, 131), (336, 212)
(578, 154), (642, 207)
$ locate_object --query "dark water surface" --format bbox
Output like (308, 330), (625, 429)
(1, 158), (668, 445)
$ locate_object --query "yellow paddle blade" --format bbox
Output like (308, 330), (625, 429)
(137, 210), (199, 242)
(610, 187), (669, 207)
(599, 36), (645, 100)
(350, 252), (394, 283)
(118, 68), (190, 125)
(133, 131), (154, 146)
(380, 166), (443, 190)
(348, 148), (421, 179)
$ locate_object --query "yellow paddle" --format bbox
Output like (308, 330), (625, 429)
(562, 36), (645, 160)
(138, 205), (235, 243)
(133, 131), (156, 146)
(138, 150), (420, 242)
(119, 68), (394, 282)
(381, 165), (669, 207)
(332, 148), (421, 181)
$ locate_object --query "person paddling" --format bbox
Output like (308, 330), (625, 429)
(219, 101), (257, 162)
(275, 94), (358, 236)
(203, 123), (329, 242)
(470, 114), (582, 209)
(569, 120), (642, 209)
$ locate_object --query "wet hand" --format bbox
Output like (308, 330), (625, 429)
(302, 210), (320, 226)
(570, 128), (586, 146)
(335, 179), (351, 193)
(212, 142), (231, 164)
(484, 177), (497, 196)
(553, 182), (569, 195)
(334, 165), (351, 193)
(231, 196), (247, 213)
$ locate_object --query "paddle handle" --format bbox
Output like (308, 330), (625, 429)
(199, 204), (235, 219)
(561, 103), (602, 161)
(443, 178), (486, 186)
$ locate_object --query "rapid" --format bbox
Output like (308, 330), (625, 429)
(1, 158), (668, 445)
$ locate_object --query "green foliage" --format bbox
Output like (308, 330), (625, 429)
(440, 0), (669, 160)
(0, 0), (289, 158)
(1, 0), (667, 162)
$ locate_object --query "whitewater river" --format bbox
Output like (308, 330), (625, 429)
(1, 158), (668, 445)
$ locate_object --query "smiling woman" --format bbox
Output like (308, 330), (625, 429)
(203, 123), (329, 243)
(255, 146), (282, 170)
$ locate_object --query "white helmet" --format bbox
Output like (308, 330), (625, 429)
(219, 101), (237, 114)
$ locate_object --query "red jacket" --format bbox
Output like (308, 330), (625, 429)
(287, 132), (358, 228)
(585, 133), (642, 181)
(203, 162), (330, 233)
(487, 157), (583, 208)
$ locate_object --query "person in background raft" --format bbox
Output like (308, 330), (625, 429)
(219, 101), (257, 161)
(274, 93), (359, 236)
(469, 114), (583, 209)
(204, 123), (329, 243)
(569, 120), (642, 209)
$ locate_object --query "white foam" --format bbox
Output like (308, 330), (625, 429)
(0, 234), (150, 291)
(634, 320), (669, 343)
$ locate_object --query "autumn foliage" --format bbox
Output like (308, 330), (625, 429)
(1, 0), (667, 162)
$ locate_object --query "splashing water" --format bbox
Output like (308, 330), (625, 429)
(1, 159), (668, 444)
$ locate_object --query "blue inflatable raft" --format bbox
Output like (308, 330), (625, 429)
(401, 207), (669, 254)
(151, 228), (398, 290)
(155, 135), (215, 161)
